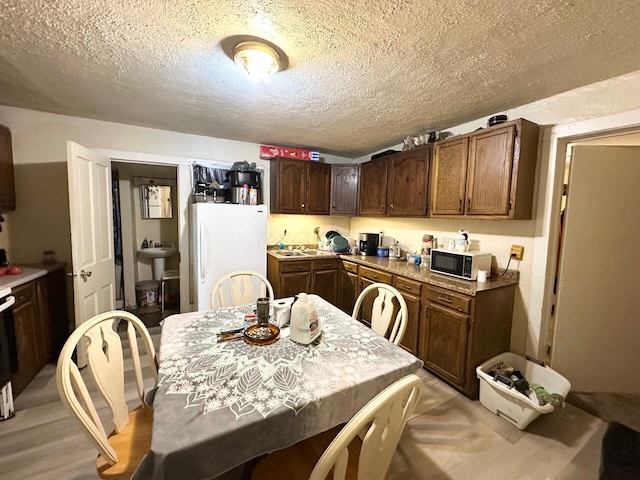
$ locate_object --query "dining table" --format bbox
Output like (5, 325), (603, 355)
(133, 294), (423, 480)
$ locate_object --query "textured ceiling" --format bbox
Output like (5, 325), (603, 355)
(1, 1), (640, 157)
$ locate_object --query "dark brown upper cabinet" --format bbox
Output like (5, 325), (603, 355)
(270, 158), (331, 214)
(330, 164), (359, 216)
(0, 124), (16, 211)
(359, 145), (431, 216)
(430, 118), (539, 219)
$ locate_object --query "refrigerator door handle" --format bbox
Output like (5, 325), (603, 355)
(199, 220), (206, 284)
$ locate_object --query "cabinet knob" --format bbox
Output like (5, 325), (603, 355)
(390, 204), (394, 209)
(301, 203), (305, 208)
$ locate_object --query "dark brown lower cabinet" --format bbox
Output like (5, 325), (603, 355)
(267, 255), (339, 306)
(12, 282), (42, 396)
(420, 283), (515, 398)
(11, 266), (69, 397)
(338, 260), (358, 313)
(392, 276), (422, 356)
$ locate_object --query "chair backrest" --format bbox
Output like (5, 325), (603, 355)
(210, 270), (274, 308)
(352, 283), (408, 345)
(310, 374), (423, 480)
(56, 311), (158, 465)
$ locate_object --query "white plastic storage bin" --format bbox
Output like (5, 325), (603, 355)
(476, 352), (571, 430)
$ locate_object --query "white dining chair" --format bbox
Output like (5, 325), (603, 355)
(352, 283), (408, 345)
(210, 270), (274, 308)
(56, 310), (158, 479)
(251, 373), (423, 480)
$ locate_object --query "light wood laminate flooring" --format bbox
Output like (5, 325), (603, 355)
(0, 326), (607, 480)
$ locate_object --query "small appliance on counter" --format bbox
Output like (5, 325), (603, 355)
(358, 233), (380, 256)
(430, 249), (492, 281)
(227, 167), (262, 205)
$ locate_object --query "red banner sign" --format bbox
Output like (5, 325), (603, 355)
(260, 145), (320, 161)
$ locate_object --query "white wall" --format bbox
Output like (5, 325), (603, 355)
(0, 106), (351, 270)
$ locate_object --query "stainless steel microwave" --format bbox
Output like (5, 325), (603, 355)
(429, 249), (492, 280)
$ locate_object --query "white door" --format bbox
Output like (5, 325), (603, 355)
(552, 145), (640, 393)
(67, 142), (115, 361)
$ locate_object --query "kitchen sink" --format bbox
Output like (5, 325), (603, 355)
(272, 249), (339, 257)
(273, 250), (308, 257)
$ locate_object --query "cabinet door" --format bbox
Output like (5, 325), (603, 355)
(307, 162), (331, 214)
(273, 159), (307, 214)
(431, 138), (468, 216)
(11, 283), (42, 396)
(399, 291), (420, 356)
(338, 269), (358, 314)
(466, 124), (515, 216)
(386, 147), (430, 216)
(35, 278), (52, 362)
(0, 124), (16, 211)
(358, 159), (388, 215)
(331, 165), (359, 215)
(422, 302), (469, 387)
(312, 269), (338, 305)
(280, 271), (311, 298)
(40, 268), (69, 359)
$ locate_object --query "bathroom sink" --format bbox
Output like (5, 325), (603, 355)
(138, 247), (177, 259)
(138, 247), (177, 280)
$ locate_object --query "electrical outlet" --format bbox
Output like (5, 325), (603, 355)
(510, 244), (524, 261)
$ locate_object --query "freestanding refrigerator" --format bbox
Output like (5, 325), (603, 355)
(191, 203), (268, 311)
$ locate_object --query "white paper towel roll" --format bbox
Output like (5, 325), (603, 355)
(273, 299), (293, 327)
(477, 269), (488, 283)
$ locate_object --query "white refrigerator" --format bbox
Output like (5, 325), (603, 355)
(191, 203), (268, 311)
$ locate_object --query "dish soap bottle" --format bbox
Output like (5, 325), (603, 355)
(290, 293), (321, 345)
(141, 238), (148, 248)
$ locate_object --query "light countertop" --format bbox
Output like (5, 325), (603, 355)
(267, 251), (518, 296)
(0, 262), (65, 292)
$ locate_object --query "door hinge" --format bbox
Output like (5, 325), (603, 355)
(562, 183), (568, 196)
(509, 201), (512, 211)
(546, 343), (552, 356)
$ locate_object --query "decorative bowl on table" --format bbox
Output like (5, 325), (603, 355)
(244, 323), (280, 346)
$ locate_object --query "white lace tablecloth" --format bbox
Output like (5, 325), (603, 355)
(134, 295), (423, 480)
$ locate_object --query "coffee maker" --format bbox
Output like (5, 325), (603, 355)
(359, 233), (380, 256)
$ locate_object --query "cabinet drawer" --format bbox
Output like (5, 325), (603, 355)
(280, 261), (312, 273)
(313, 258), (339, 271)
(13, 281), (36, 306)
(359, 266), (392, 284)
(425, 286), (471, 314)
(393, 276), (422, 296)
(341, 260), (358, 274)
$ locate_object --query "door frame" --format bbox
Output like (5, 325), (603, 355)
(536, 112), (640, 364)
(96, 149), (234, 313)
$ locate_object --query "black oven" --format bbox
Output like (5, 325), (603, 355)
(0, 287), (17, 420)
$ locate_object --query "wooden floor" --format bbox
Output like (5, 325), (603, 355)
(0, 326), (610, 480)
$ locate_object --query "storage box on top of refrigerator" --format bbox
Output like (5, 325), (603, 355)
(190, 203), (268, 311)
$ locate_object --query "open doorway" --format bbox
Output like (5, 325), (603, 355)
(112, 161), (179, 327)
(547, 132), (640, 431)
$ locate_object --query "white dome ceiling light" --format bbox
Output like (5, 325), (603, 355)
(233, 41), (282, 79)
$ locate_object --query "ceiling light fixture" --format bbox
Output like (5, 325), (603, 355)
(233, 41), (281, 79)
